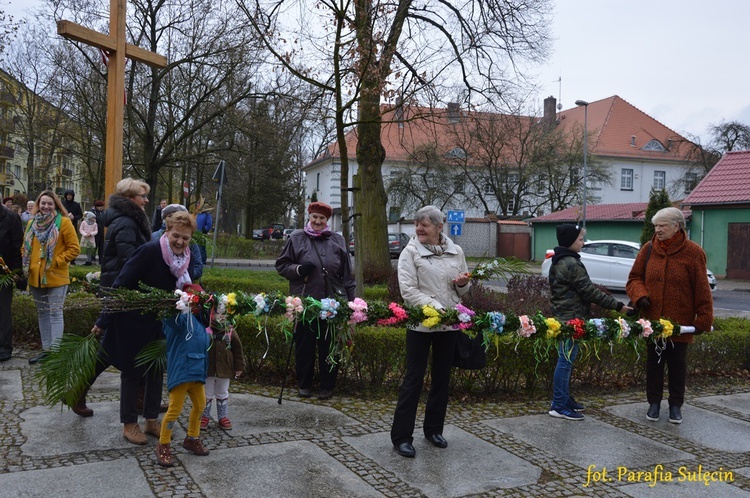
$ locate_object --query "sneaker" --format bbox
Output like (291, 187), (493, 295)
(200, 416), (210, 430)
(298, 388), (311, 398)
(218, 417), (233, 430)
(123, 423), (148, 445)
(549, 406), (584, 420)
(646, 403), (660, 422)
(668, 406), (682, 424)
(567, 396), (585, 412)
(155, 443), (174, 467)
(318, 389), (333, 400)
(182, 436), (209, 456)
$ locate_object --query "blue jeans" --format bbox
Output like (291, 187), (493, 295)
(30, 285), (68, 350)
(551, 339), (579, 409)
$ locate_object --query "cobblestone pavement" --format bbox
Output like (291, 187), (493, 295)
(3, 346), (750, 498)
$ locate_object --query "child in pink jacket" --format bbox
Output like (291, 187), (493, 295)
(79, 211), (98, 265)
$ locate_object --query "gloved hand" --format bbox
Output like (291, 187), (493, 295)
(298, 263), (315, 277)
(15, 278), (27, 292)
(692, 328), (704, 336)
(636, 297), (651, 310)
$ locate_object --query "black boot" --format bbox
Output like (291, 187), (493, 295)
(668, 405), (682, 424)
(646, 403), (660, 421)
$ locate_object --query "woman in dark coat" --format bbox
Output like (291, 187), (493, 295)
(92, 211), (198, 445)
(275, 201), (355, 400)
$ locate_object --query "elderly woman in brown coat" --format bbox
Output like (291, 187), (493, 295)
(626, 207), (713, 425)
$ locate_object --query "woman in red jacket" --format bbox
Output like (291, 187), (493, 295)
(626, 207), (713, 425)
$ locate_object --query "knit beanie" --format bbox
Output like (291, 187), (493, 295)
(556, 224), (582, 248)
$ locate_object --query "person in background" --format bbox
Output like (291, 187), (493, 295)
(390, 205), (470, 458)
(79, 212), (99, 265)
(61, 190), (83, 264)
(22, 190), (80, 364)
(0, 203), (23, 362)
(547, 224), (631, 421)
(92, 200), (106, 265)
(21, 200), (35, 225)
(151, 198), (167, 232)
(276, 201), (355, 401)
(152, 204), (204, 280)
(626, 207), (713, 424)
(91, 211), (199, 449)
(3, 197), (13, 209)
(195, 205), (213, 265)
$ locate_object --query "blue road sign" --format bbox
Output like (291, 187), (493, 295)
(449, 223), (462, 236)
(447, 210), (465, 223)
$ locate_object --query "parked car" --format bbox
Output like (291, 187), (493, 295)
(540, 240), (717, 292)
(252, 229), (264, 240)
(348, 232), (411, 258)
(283, 228), (295, 240)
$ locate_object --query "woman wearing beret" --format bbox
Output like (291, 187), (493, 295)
(276, 201), (355, 400)
(626, 207), (713, 424)
(548, 223), (631, 420)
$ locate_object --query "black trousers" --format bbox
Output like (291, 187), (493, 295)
(120, 369), (163, 423)
(0, 284), (13, 357)
(391, 329), (457, 445)
(295, 319), (338, 391)
(646, 341), (688, 407)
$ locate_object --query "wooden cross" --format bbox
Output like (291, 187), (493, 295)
(57, 0), (168, 199)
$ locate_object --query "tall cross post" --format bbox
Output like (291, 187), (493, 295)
(57, 0), (168, 199)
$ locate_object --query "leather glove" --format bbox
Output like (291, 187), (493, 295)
(15, 278), (28, 292)
(692, 328), (704, 336)
(297, 263), (315, 277)
(636, 297), (650, 310)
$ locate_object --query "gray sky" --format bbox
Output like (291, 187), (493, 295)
(6, 0), (749, 145)
(532, 0), (750, 143)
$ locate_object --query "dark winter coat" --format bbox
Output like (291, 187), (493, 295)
(163, 312), (211, 391)
(207, 330), (245, 378)
(95, 239), (198, 376)
(61, 190), (83, 226)
(276, 230), (355, 301)
(626, 230), (713, 344)
(0, 206), (23, 273)
(100, 194), (152, 288)
(549, 247), (623, 321)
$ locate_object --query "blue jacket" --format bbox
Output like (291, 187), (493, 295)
(163, 312), (211, 391)
(196, 212), (212, 234)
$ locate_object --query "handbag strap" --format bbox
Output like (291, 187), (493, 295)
(309, 238), (330, 278)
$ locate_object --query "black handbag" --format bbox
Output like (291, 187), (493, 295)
(452, 331), (487, 370)
(310, 239), (347, 299)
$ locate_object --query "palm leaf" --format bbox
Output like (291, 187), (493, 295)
(134, 339), (167, 376)
(35, 334), (104, 408)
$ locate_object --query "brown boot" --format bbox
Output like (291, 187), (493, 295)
(182, 436), (209, 456)
(123, 423), (147, 445)
(155, 443), (174, 467)
(144, 419), (161, 438)
(70, 388), (93, 417)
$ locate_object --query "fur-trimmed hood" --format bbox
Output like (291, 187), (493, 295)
(104, 194), (151, 240)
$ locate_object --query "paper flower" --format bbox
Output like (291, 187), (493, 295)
(285, 296), (304, 320)
(377, 302), (408, 325)
(486, 311), (506, 335)
(348, 298), (369, 324)
(568, 318), (586, 340)
(545, 317), (562, 338)
(617, 317), (631, 339)
(421, 305), (442, 328)
(320, 298), (340, 320)
(254, 293), (270, 314)
(637, 318), (653, 338)
(659, 318), (674, 338)
(518, 315), (536, 337)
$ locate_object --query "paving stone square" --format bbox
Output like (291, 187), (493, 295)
(0, 364), (23, 401)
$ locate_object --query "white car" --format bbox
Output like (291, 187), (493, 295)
(540, 240), (717, 292)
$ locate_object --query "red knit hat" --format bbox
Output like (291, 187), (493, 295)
(307, 201), (332, 219)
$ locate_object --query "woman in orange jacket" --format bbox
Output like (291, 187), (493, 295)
(22, 190), (80, 364)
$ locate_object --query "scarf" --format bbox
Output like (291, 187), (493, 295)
(658, 229), (685, 252)
(422, 233), (447, 256)
(159, 234), (192, 290)
(303, 221), (332, 238)
(22, 211), (61, 284)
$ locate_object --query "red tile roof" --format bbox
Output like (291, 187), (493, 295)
(307, 96), (696, 168)
(682, 150), (750, 206)
(530, 203), (649, 223)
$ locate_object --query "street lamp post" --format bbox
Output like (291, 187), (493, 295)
(575, 100), (589, 229)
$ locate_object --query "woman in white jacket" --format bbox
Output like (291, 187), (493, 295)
(390, 205), (471, 458)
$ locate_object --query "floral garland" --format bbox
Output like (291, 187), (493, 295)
(94, 285), (694, 370)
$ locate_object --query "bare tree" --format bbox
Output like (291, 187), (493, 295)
(709, 120), (750, 152)
(237, 0), (552, 280)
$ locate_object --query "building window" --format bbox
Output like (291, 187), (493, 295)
(507, 199), (515, 212)
(642, 139), (666, 152)
(446, 147), (466, 159)
(621, 169), (633, 190)
(483, 183), (493, 194)
(684, 172), (699, 193)
(653, 171), (665, 190)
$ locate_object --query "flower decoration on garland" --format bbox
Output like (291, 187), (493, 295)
(284, 296), (304, 320)
(319, 298), (340, 320)
(421, 305), (442, 328)
(518, 315), (536, 338)
(616, 317), (631, 340)
(376, 302), (408, 326)
(545, 317), (562, 339)
(636, 318), (653, 338)
(455, 304), (475, 330)
(568, 318), (586, 340)
(347, 298), (368, 325)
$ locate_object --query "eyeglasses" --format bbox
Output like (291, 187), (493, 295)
(134, 194), (149, 200)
